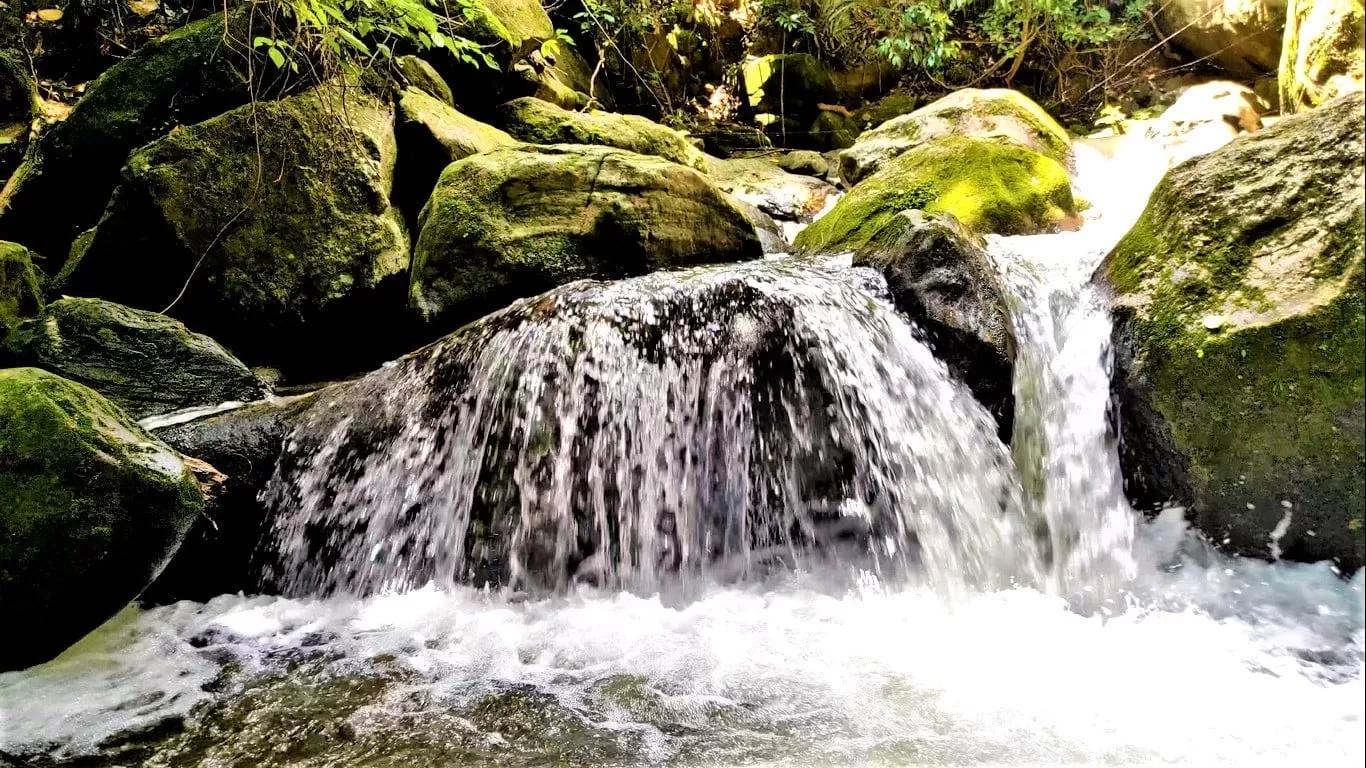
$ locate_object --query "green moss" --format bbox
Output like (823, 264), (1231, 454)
(796, 136), (1075, 253)
(0, 240), (41, 338)
(496, 97), (707, 170)
(401, 88), (519, 161)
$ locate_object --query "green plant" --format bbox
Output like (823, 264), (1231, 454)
(875, 0), (965, 68)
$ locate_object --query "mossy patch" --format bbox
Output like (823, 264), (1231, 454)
(0, 240), (41, 339)
(496, 97), (707, 170)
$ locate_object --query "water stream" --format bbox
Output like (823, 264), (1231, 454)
(0, 143), (1361, 766)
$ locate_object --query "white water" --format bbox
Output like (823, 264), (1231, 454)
(2, 141), (1362, 766)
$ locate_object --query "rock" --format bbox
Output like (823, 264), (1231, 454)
(0, 10), (254, 267)
(853, 210), (1015, 438)
(705, 155), (838, 224)
(853, 93), (919, 130)
(809, 108), (861, 151)
(1280, 0), (1365, 111)
(0, 240), (41, 340)
(1100, 92), (1365, 572)
(693, 123), (772, 157)
(837, 88), (1072, 186)
(776, 150), (828, 177)
(495, 97), (707, 170)
(4, 298), (269, 419)
(0, 367), (205, 670)
(56, 85), (410, 380)
(0, 49), (37, 183)
(1157, 0), (1288, 79)
(1130, 81), (1268, 170)
(396, 55), (455, 105)
(731, 198), (789, 254)
(742, 54), (839, 126)
(143, 392), (321, 605)
(796, 136), (1077, 254)
(396, 87), (520, 225)
(411, 144), (762, 324)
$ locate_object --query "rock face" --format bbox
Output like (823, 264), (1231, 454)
(795, 136), (1077, 254)
(1101, 92), (1365, 572)
(396, 88), (519, 225)
(1280, 0), (1366, 111)
(396, 55), (455, 106)
(1158, 0), (1289, 79)
(837, 88), (1071, 186)
(853, 210), (1015, 437)
(742, 54), (839, 126)
(705, 155), (838, 224)
(5, 298), (269, 419)
(0, 367), (205, 670)
(0, 11), (253, 265)
(495, 97), (707, 170)
(0, 240), (41, 339)
(57, 86), (410, 378)
(411, 145), (762, 323)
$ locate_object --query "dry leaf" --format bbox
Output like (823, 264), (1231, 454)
(36, 7), (63, 21)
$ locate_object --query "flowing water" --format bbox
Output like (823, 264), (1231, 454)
(1, 144), (1362, 766)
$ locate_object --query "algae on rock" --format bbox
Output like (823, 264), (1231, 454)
(796, 136), (1077, 254)
(0, 367), (205, 671)
(411, 144), (762, 324)
(1102, 91), (1366, 571)
(496, 97), (707, 170)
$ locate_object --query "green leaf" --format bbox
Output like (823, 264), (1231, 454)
(268, 46), (287, 68)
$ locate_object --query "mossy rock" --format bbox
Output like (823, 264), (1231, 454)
(809, 109), (861, 151)
(1102, 91), (1365, 571)
(5, 297), (269, 419)
(854, 93), (920, 129)
(411, 144), (762, 323)
(795, 136), (1077, 254)
(396, 55), (455, 106)
(56, 85), (410, 379)
(0, 49), (37, 183)
(742, 53), (839, 125)
(1279, 0), (1365, 111)
(495, 97), (707, 170)
(776, 150), (828, 177)
(1158, 0), (1288, 79)
(704, 154), (838, 223)
(0, 239), (41, 340)
(0, 10), (255, 268)
(0, 367), (205, 671)
(837, 88), (1072, 185)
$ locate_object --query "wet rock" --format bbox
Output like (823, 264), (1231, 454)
(495, 96), (707, 170)
(410, 144), (761, 325)
(705, 155), (837, 224)
(1280, 0), (1365, 111)
(1100, 91), (1365, 572)
(4, 297), (268, 419)
(854, 210), (1015, 438)
(0, 368), (205, 670)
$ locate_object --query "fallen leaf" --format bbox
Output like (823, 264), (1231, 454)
(128, 0), (160, 16)
(36, 7), (63, 21)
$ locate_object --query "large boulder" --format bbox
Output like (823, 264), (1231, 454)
(495, 97), (707, 170)
(837, 88), (1072, 186)
(742, 54), (839, 127)
(4, 298), (269, 419)
(0, 367), (206, 670)
(411, 144), (763, 323)
(1157, 0), (1289, 79)
(55, 85), (410, 379)
(795, 136), (1077, 254)
(0, 11), (254, 266)
(705, 155), (838, 224)
(1279, 0), (1365, 111)
(1100, 92), (1365, 572)
(853, 210), (1015, 438)
(0, 240), (41, 339)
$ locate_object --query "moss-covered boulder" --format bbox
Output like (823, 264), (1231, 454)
(5, 298), (269, 419)
(396, 55), (455, 106)
(1101, 91), (1365, 571)
(0, 240), (41, 340)
(742, 54), (839, 126)
(0, 11), (254, 266)
(56, 86), (410, 378)
(809, 108), (861, 151)
(705, 155), (838, 224)
(495, 97), (707, 170)
(837, 88), (1072, 186)
(854, 210), (1015, 438)
(396, 87), (520, 225)
(411, 144), (762, 323)
(1158, 0), (1288, 79)
(0, 367), (205, 670)
(1280, 0), (1365, 111)
(776, 150), (829, 177)
(796, 136), (1077, 254)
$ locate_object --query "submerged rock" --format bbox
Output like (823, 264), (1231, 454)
(495, 97), (707, 170)
(57, 85), (410, 378)
(1101, 91), (1365, 572)
(0, 367), (205, 670)
(796, 136), (1077, 254)
(410, 144), (762, 324)
(0, 240), (41, 339)
(4, 297), (269, 419)
(1280, 0), (1365, 111)
(853, 210), (1015, 438)
(837, 88), (1071, 186)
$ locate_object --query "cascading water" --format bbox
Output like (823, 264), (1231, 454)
(1, 142), (1361, 767)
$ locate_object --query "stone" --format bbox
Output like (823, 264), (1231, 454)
(1100, 91), (1365, 572)
(0, 49), (37, 183)
(775, 150), (829, 177)
(1157, 0), (1289, 79)
(4, 297), (269, 419)
(837, 88), (1072, 186)
(1280, 0), (1365, 111)
(396, 55), (455, 105)
(495, 96), (707, 170)
(55, 85), (410, 379)
(0, 239), (41, 339)
(742, 54), (839, 126)
(796, 136), (1077, 254)
(411, 144), (762, 324)
(0, 367), (205, 670)
(705, 155), (838, 224)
